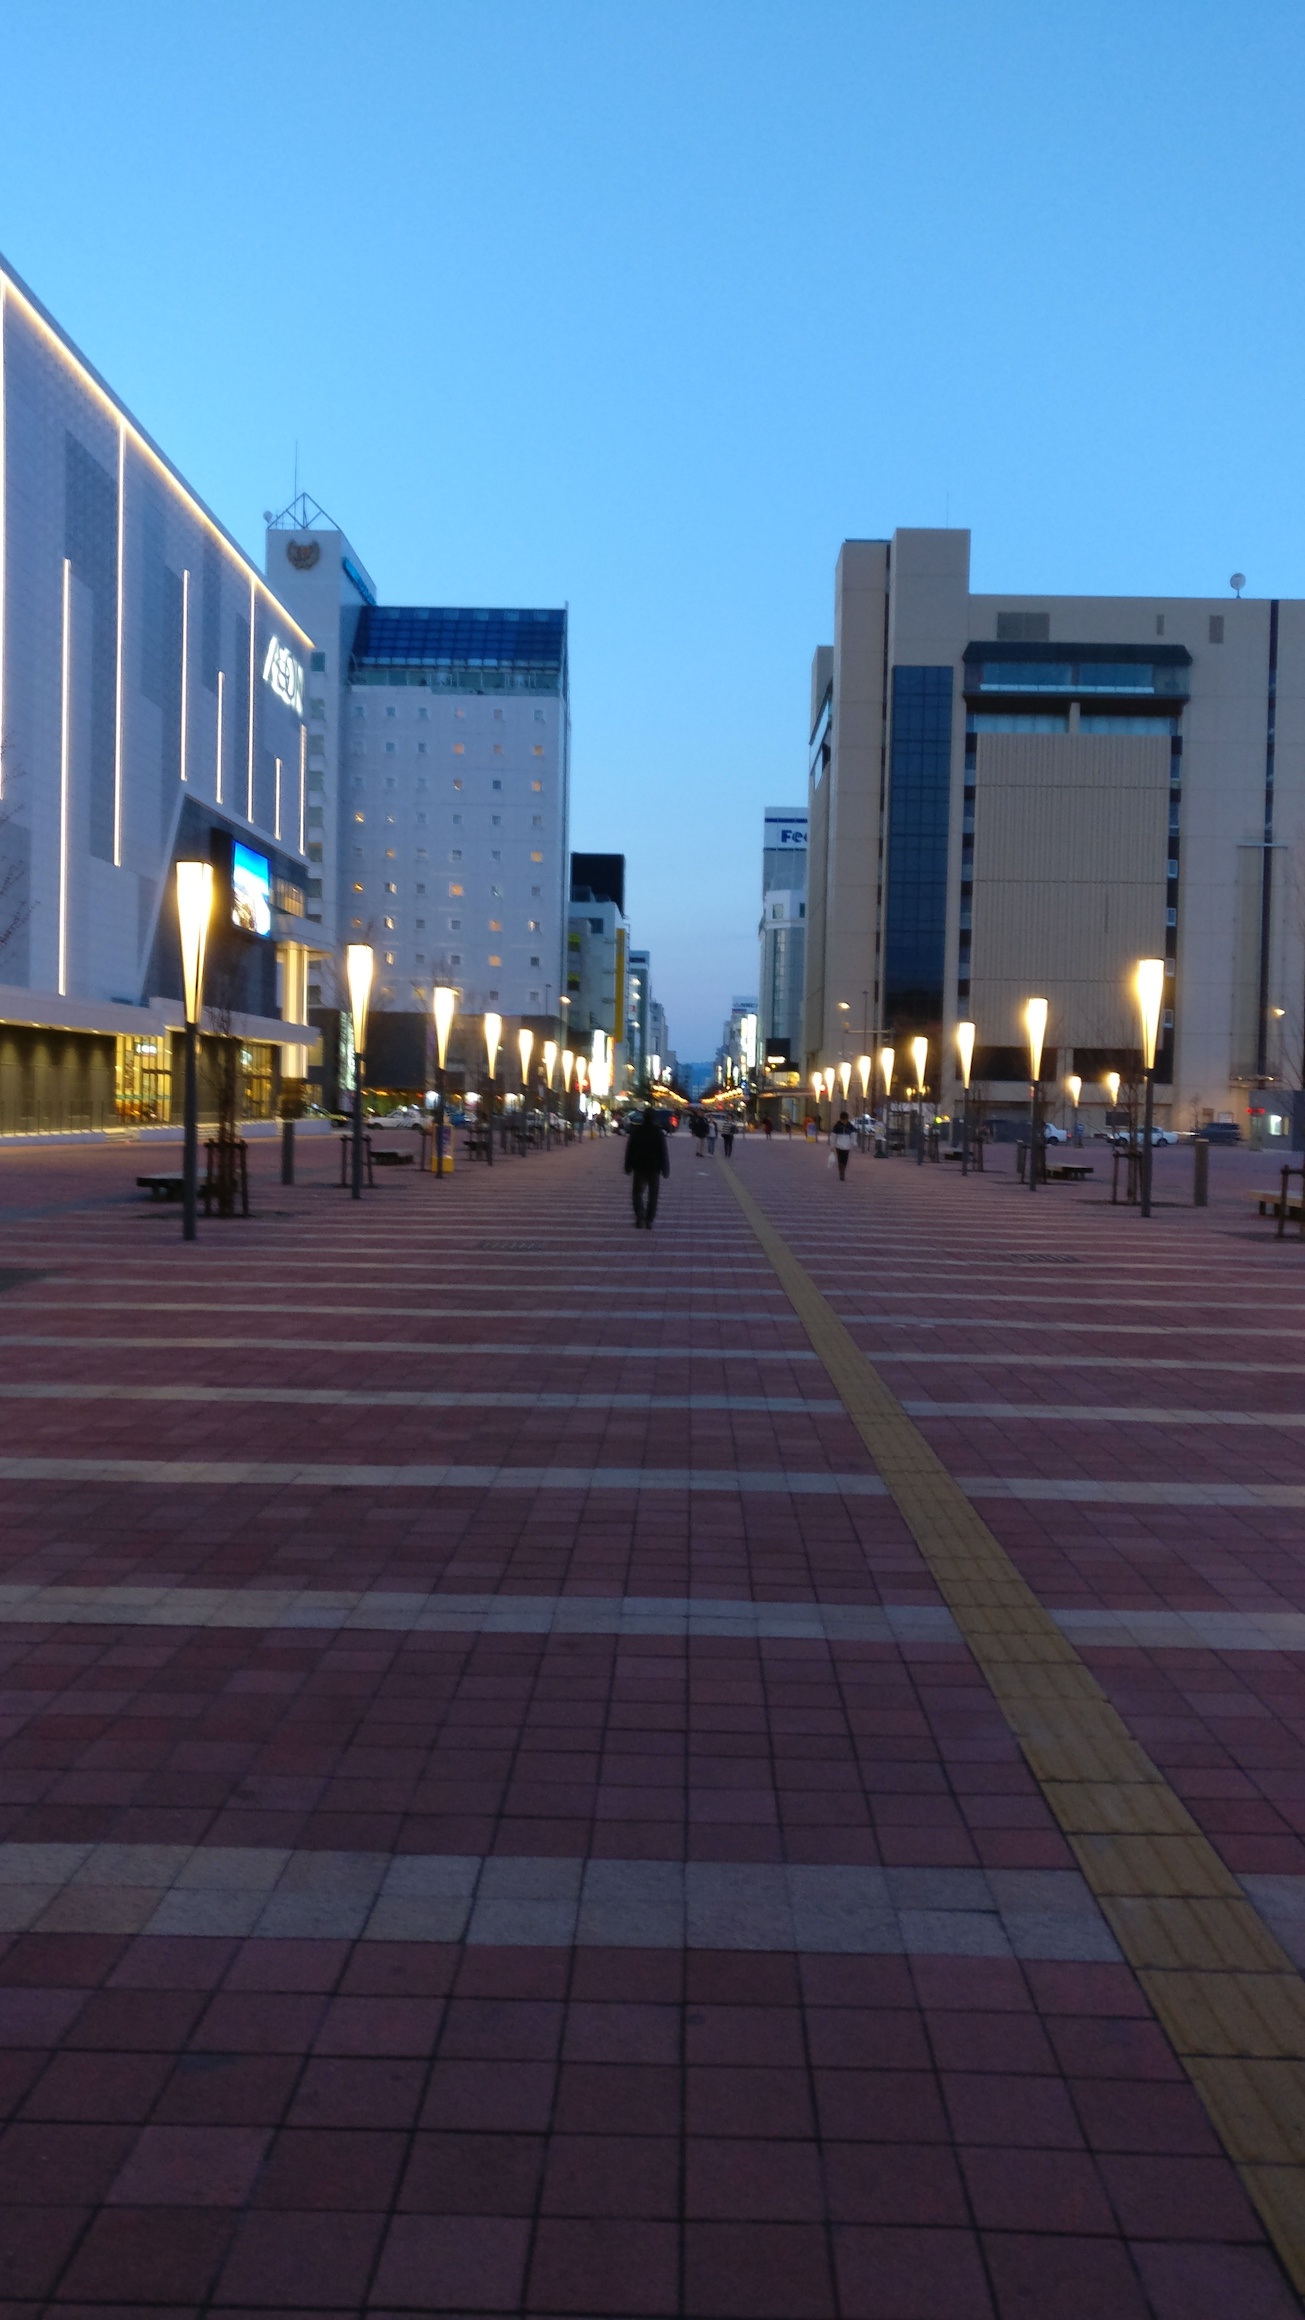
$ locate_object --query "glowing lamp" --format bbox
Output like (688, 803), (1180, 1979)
(543, 1040), (557, 1086)
(175, 861), (213, 1027)
(912, 1035), (928, 1092)
(484, 1011), (502, 1078)
(1136, 958), (1165, 1071)
(956, 1021), (975, 1092)
(518, 1027), (534, 1086)
(1105, 1070), (1121, 1106)
(345, 944), (374, 1055)
(880, 1046), (895, 1095)
(1066, 1074), (1082, 1107)
(562, 1048), (575, 1090)
(1024, 998), (1048, 1084)
(823, 1066), (835, 1096)
(838, 1060), (852, 1099)
(432, 985), (456, 1068)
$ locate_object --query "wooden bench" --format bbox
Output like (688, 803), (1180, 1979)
(370, 1147), (414, 1169)
(1047, 1163), (1094, 1182)
(1257, 1190), (1305, 1219)
(137, 1174), (183, 1201)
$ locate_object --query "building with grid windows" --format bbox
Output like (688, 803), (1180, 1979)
(0, 253), (315, 1132)
(265, 506), (569, 1049)
(758, 807), (807, 1062)
(803, 529), (1305, 1141)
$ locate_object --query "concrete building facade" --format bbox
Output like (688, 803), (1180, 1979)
(0, 253), (314, 1130)
(803, 529), (1305, 1135)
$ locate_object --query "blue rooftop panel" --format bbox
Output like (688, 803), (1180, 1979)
(351, 606), (566, 672)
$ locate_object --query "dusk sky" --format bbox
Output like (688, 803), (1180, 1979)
(1, 0), (1300, 1055)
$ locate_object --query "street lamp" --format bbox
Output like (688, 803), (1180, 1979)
(484, 1009), (502, 1166)
(1105, 1069), (1121, 1113)
(175, 860), (214, 1244)
(432, 984), (456, 1179)
(838, 1059), (852, 1105)
(346, 943), (374, 1200)
(543, 1039), (557, 1087)
(956, 1020), (975, 1177)
(1024, 997), (1048, 1193)
(519, 1025), (534, 1094)
(1066, 1072), (1082, 1148)
(912, 1035), (928, 1167)
(823, 1064), (835, 1134)
(1135, 957), (1165, 1219)
(857, 1054), (872, 1101)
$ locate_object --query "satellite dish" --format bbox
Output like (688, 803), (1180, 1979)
(1230, 572), (1246, 597)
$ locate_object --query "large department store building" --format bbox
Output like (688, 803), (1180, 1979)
(803, 529), (1305, 1139)
(0, 252), (314, 1130)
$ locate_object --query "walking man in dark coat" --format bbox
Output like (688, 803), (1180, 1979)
(624, 1105), (670, 1229)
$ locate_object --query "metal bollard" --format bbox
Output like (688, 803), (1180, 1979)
(1193, 1138), (1209, 1208)
(281, 1118), (295, 1186)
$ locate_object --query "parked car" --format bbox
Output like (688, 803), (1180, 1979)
(1041, 1122), (1069, 1144)
(1109, 1126), (1180, 1149)
(1193, 1121), (1243, 1145)
(371, 1104), (426, 1129)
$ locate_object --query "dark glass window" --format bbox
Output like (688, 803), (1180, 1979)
(883, 667), (953, 1034)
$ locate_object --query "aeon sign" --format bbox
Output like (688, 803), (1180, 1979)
(262, 634), (305, 717)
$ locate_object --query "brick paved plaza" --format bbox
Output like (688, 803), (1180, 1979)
(0, 1126), (1303, 2317)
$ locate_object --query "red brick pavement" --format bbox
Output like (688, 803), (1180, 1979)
(0, 1128), (1296, 2313)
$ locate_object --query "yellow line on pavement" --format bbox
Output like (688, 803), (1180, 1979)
(722, 1162), (1305, 2291)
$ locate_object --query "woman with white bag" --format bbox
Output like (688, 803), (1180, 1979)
(830, 1110), (855, 1181)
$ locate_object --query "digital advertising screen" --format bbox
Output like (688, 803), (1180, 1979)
(231, 843), (272, 937)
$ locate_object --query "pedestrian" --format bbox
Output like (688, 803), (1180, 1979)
(691, 1111), (708, 1158)
(831, 1109), (854, 1180)
(722, 1120), (735, 1159)
(707, 1117), (718, 1155)
(763, 1117), (773, 1141)
(625, 1102), (670, 1229)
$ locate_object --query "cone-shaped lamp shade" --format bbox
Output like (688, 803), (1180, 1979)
(838, 1060), (852, 1098)
(823, 1066), (835, 1096)
(956, 1021), (976, 1091)
(1025, 997), (1048, 1083)
(345, 944), (374, 1056)
(810, 1071), (822, 1097)
(1066, 1074), (1082, 1106)
(1136, 958), (1165, 1070)
(562, 1049), (574, 1091)
(543, 1041), (557, 1087)
(880, 1046), (895, 1094)
(857, 1054), (872, 1097)
(1106, 1071), (1121, 1106)
(175, 861), (214, 1027)
(575, 1054), (587, 1091)
(483, 1011), (502, 1078)
(518, 1027), (534, 1086)
(912, 1035), (928, 1092)
(432, 985), (456, 1069)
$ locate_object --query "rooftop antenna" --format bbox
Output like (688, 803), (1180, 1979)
(1231, 572), (1246, 597)
(293, 440), (299, 506)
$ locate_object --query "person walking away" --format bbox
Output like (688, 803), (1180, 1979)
(707, 1118), (718, 1155)
(832, 1110), (854, 1181)
(625, 1104), (670, 1228)
(762, 1117), (773, 1141)
(691, 1111), (708, 1158)
(722, 1121), (736, 1159)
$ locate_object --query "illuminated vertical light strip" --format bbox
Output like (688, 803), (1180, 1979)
(246, 577), (256, 821)
(58, 559), (72, 997)
(112, 420), (125, 865)
(274, 755), (282, 841)
(0, 278), (6, 797)
(215, 670), (224, 803)
(298, 724), (306, 854)
(179, 570), (189, 782)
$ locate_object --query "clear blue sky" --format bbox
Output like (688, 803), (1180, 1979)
(0, 1), (1299, 1055)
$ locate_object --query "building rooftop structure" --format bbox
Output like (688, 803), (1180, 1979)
(349, 607), (567, 688)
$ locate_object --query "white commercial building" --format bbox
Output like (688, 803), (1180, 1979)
(758, 806), (807, 1062)
(265, 500), (569, 1035)
(0, 251), (315, 1131)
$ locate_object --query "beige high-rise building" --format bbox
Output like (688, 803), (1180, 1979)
(803, 529), (1305, 1141)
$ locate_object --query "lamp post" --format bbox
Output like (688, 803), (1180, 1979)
(562, 1048), (575, 1139)
(912, 1035), (928, 1166)
(432, 984), (456, 1179)
(346, 943), (374, 1200)
(175, 860), (214, 1244)
(956, 1020), (975, 1176)
(1066, 1072), (1082, 1148)
(519, 1028), (534, 1149)
(543, 1039), (557, 1144)
(484, 1010), (501, 1166)
(575, 1052), (588, 1135)
(1136, 958), (1165, 1219)
(1024, 997), (1048, 1192)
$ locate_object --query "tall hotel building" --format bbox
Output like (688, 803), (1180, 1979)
(265, 503), (569, 1033)
(0, 252), (314, 1128)
(758, 806), (807, 1060)
(804, 529), (1305, 1136)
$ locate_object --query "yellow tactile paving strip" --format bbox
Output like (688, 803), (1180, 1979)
(723, 1163), (1305, 2292)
